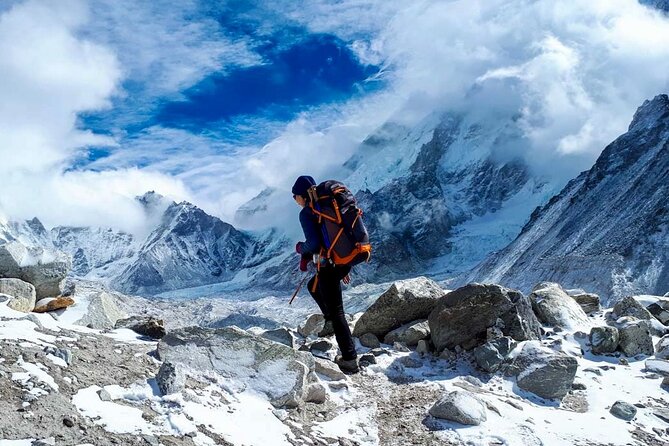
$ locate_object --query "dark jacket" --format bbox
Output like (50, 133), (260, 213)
(299, 206), (323, 257)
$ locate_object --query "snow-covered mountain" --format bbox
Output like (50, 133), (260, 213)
(464, 95), (669, 303)
(640, 0), (669, 12)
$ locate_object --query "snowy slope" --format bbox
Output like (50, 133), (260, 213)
(465, 95), (669, 304)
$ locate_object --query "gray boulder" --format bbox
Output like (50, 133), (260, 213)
(262, 328), (296, 348)
(156, 362), (185, 395)
(115, 316), (166, 339)
(589, 326), (620, 355)
(566, 290), (601, 315)
(158, 326), (317, 408)
(508, 342), (578, 400)
(617, 318), (654, 356)
(0, 241), (71, 298)
(383, 320), (430, 346)
(352, 277), (445, 338)
(612, 296), (652, 321)
(529, 282), (590, 330)
(473, 337), (517, 373)
(0, 278), (36, 313)
(428, 391), (487, 425)
(645, 359), (669, 375)
(314, 357), (347, 381)
(656, 335), (669, 359)
(647, 299), (669, 325)
(428, 283), (541, 352)
(298, 314), (325, 337)
(359, 333), (381, 349)
(75, 291), (126, 330)
(610, 401), (637, 421)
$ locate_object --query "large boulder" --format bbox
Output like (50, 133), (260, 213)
(589, 326), (619, 355)
(473, 337), (517, 373)
(656, 335), (669, 360)
(383, 320), (430, 346)
(0, 278), (36, 312)
(612, 296), (653, 321)
(508, 342), (578, 400)
(647, 299), (669, 325)
(158, 326), (318, 408)
(529, 282), (590, 330)
(353, 277), (445, 338)
(616, 318), (654, 357)
(0, 241), (71, 298)
(33, 296), (74, 313)
(115, 316), (166, 339)
(566, 289), (601, 314)
(428, 390), (487, 426)
(428, 283), (541, 352)
(75, 291), (126, 330)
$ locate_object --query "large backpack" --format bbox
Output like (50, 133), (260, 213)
(306, 180), (372, 267)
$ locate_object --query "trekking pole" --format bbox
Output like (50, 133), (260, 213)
(289, 273), (309, 305)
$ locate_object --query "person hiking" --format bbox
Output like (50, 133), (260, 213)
(292, 175), (361, 374)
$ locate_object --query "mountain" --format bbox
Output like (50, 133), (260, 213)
(640, 0), (669, 12)
(464, 95), (669, 303)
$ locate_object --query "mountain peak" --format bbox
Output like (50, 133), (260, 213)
(628, 94), (669, 132)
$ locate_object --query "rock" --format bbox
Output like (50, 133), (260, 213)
(97, 388), (112, 402)
(589, 326), (619, 355)
(309, 340), (337, 361)
(115, 316), (166, 339)
(646, 359), (669, 375)
(656, 335), (669, 359)
(572, 382), (587, 390)
(158, 326), (316, 408)
(428, 283), (541, 352)
(304, 383), (327, 404)
(314, 357), (347, 381)
(0, 241), (71, 299)
(400, 356), (422, 368)
(0, 278), (36, 312)
(429, 390), (487, 426)
(359, 353), (377, 366)
(665, 292), (669, 298)
(359, 333), (381, 349)
(529, 282), (590, 330)
(610, 401), (637, 421)
(473, 337), (516, 373)
(654, 408), (669, 424)
(647, 299), (669, 325)
(62, 417), (75, 428)
(156, 362), (186, 395)
(261, 327), (296, 348)
(44, 346), (72, 365)
(75, 291), (125, 330)
(613, 296), (652, 321)
(298, 314), (325, 337)
(370, 348), (390, 357)
(617, 319), (654, 356)
(383, 320), (430, 346)
(393, 342), (410, 352)
(416, 339), (430, 355)
(33, 296), (74, 313)
(352, 277), (445, 338)
(566, 290), (601, 315)
(508, 342), (578, 400)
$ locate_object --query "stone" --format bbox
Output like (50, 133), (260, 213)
(309, 339), (337, 361)
(473, 337), (517, 372)
(359, 353), (376, 366)
(33, 296), (74, 313)
(62, 417), (75, 428)
(156, 362), (186, 396)
(429, 390), (487, 426)
(370, 348), (390, 357)
(383, 320), (430, 346)
(647, 299), (669, 325)
(416, 339), (430, 355)
(566, 290), (601, 315)
(589, 326), (619, 355)
(352, 277), (445, 338)
(298, 314), (325, 337)
(612, 296), (653, 321)
(610, 401), (637, 421)
(261, 327), (296, 348)
(115, 316), (166, 339)
(97, 388), (112, 401)
(508, 342), (578, 400)
(645, 359), (669, 375)
(0, 241), (71, 299)
(656, 335), (669, 359)
(75, 291), (126, 330)
(572, 382), (587, 390)
(654, 408), (669, 424)
(44, 346), (72, 365)
(393, 342), (410, 352)
(617, 319), (654, 356)
(158, 326), (317, 408)
(359, 333), (381, 349)
(0, 278), (36, 313)
(400, 356), (422, 368)
(304, 383), (327, 404)
(428, 283), (541, 352)
(314, 357), (347, 381)
(529, 282), (590, 330)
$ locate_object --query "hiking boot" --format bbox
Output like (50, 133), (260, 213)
(336, 356), (359, 375)
(318, 320), (335, 337)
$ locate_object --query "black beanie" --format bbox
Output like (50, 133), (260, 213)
(291, 175), (316, 197)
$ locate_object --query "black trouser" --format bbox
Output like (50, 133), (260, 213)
(307, 264), (356, 360)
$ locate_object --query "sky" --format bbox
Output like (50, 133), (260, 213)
(0, 0), (668, 234)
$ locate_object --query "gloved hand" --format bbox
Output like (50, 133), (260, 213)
(295, 242), (304, 254)
(299, 256), (309, 271)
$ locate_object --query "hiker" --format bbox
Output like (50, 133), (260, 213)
(292, 175), (370, 374)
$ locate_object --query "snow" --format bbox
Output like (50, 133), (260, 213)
(313, 405), (379, 445)
(72, 385), (152, 434)
(13, 356), (58, 391)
